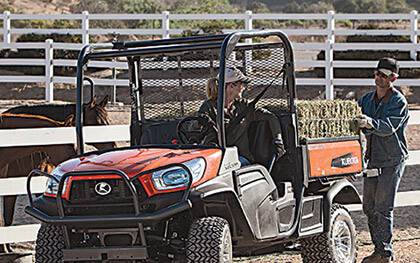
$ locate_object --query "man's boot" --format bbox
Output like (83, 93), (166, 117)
(361, 252), (392, 263)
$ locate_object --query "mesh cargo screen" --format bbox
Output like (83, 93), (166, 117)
(133, 41), (290, 121)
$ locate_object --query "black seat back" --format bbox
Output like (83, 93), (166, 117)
(248, 120), (276, 168)
(139, 120), (180, 145)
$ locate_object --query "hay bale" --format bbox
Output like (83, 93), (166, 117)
(296, 99), (361, 140)
(145, 98), (361, 140)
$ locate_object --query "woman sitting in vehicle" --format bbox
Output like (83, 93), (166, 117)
(199, 67), (285, 166)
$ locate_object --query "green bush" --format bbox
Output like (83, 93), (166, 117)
(170, 0), (240, 36)
(70, 0), (162, 30)
(0, 0), (15, 13)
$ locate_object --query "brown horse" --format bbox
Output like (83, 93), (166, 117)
(0, 113), (77, 252)
(0, 113), (75, 169)
(5, 95), (115, 151)
(0, 97), (115, 252)
(3, 96), (115, 187)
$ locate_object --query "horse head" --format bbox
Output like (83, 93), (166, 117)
(83, 95), (117, 151)
(63, 114), (75, 126)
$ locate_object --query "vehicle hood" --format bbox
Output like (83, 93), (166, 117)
(56, 147), (222, 178)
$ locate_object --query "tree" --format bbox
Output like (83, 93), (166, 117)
(0, 0), (16, 13)
(386, 0), (412, 13)
(171, 0), (236, 14)
(70, 0), (163, 40)
(71, 0), (162, 14)
(306, 1), (334, 13)
(359, 0), (387, 13)
(334, 0), (405, 13)
(283, 2), (303, 13)
(407, 0), (420, 10)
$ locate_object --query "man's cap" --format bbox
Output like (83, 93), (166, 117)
(376, 57), (399, 78)
(224, 67), (251, 84)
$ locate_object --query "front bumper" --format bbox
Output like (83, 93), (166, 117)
(26, 165), (193, 224)
(25, 199), (191, 225)
(25, 166), (194, 261)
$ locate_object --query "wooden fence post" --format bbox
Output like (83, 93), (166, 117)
(3, 11), (11, 45)
(325, 39), (334, 100)
(326, 10), (335, 100)
(244, 10), (253, 74)
(245, 10), (253, 32)
(162, 11), (170, 39)
(45, 39), (54, 102)
(410, 10), (418, 61)
(111, 58), (117, 104)
(82, 11), (90, 46)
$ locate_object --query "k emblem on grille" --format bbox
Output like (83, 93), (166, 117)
(94, 182), (112, 196)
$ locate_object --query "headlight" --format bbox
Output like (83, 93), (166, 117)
(151, 158), (206, 191)
(45, 166), (68, 196)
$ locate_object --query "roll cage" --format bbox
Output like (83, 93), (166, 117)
(75, 30), (298, 155)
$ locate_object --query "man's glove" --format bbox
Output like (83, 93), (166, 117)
(356, 114), (374, 129)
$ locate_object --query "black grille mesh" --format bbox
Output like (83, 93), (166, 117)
(228, 45), (289, 112)
(135, 40), (290, 120)
(69, 178), (145, 204)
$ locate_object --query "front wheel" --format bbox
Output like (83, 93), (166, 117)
(35, 224), (65, 263)
(186, 217), (232, 263)
(301, 204), (357, 263)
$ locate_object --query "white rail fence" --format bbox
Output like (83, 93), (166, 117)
(0, 111), (420, 244)
(0, 11), (420, 101)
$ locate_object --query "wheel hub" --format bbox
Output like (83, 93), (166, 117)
(332, 220), (353, 262)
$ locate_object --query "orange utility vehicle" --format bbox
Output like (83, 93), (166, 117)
(26, 30), (362, 263)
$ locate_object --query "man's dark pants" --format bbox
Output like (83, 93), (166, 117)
(362, 162), (405, 258)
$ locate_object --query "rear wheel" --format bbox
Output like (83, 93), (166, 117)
(301, 204), (356, 263)
(186, 217), (232, 263)
(35, 224), (65, 263)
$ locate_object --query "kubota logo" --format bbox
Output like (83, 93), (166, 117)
(94, 182), (112, 196)
(331, 153), (359, 168)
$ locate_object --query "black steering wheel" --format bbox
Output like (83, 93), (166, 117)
(177, 115), (216, 144)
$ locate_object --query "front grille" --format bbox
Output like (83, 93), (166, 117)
(69, 178), (144, 205)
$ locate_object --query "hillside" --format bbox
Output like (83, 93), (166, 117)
(1, 0), (417, 14)
(0, 0), (76, 13)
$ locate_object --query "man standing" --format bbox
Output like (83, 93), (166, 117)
(357, 58), (409, 263)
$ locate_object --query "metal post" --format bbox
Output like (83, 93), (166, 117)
(326, 10), (335, 100)
(410, 10), (418, 61)
(3, 11), (11, 45)
(162, 11), (170, 39)
(82, 11), (90, 45)
(325, 39), (334, 100)
(45, 39), (54, 102)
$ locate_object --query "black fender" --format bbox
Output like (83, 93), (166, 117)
(190, 177), (256, 243)
(323, 179), (361, 230)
